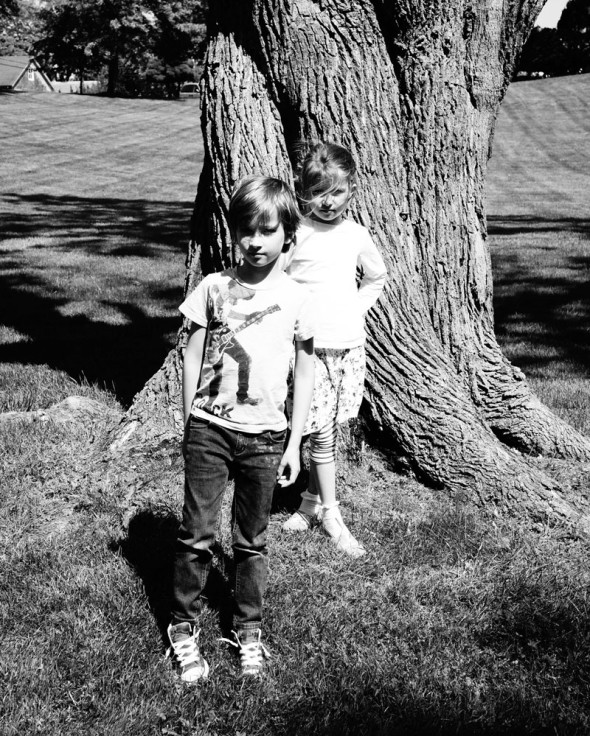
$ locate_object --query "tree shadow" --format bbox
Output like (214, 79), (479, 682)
(2, 192), (193, 252)
(114, 507), (234, 642)
(270, 679), (572, 736)
(478, 578), (590, 666)
(0, 192), (194, 404)
(487, 215), (590, 238)
(488, 215), (590, 376)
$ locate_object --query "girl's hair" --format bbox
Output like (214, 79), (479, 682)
(228, 175), (301, 249)
(298, 141), (356, 209)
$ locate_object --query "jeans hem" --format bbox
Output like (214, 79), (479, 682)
(235, 622), (262, 632)
(171, 616), (199, 627)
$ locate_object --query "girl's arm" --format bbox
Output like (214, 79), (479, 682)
(276, 337), (315, 486)
(182, 322), (207, 426)
(358, 235), (387, 313)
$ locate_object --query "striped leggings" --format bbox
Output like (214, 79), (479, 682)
(309, 418), (337, 465)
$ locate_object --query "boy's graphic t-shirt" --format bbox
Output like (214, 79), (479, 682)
(180, 268), (314, 433)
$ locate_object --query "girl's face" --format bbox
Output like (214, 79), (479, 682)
(307, 172), (354, 225)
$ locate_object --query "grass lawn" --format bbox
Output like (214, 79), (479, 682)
(1, 77), (590, 736)
(0, 92), (203, 406)
(486, 74), (590, 435)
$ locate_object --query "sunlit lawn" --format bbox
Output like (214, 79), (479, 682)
(0, 92), (203, 406)
(487, 74), (590, 435)
(1, 76), (590, 735)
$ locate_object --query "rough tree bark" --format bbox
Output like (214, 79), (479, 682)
(114, 0), (590, 529)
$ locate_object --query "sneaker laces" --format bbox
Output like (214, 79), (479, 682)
(167, 628), (202, 668)
(219, 630), (270, 670)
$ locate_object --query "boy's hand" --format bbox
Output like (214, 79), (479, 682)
(276, 444), (300, 487)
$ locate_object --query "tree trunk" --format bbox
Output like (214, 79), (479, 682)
(107, 52), (119, 96)
(79, 67), (85, 95)
(114, 0), (590, 530)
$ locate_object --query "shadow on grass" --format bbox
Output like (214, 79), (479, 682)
(0, 285), (180, 405)
(273, 691), (581, 736)
(2, 192), (193, 252)
(1, 192), (192, 404)
(115, 471), (310, 644)
(489, 215), (590, 376)
(271, 464), (310, 515)
(487, 215), (590, 238)
(3, 196), (588, 405)
(115, 507), (234, 641)
(478, 573), (590, 666)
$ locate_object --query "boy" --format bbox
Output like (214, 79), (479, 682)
(168, 176), (315, 681)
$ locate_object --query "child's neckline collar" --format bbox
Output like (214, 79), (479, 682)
(230, 267), (286, 291)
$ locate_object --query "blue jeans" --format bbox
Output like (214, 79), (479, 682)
(171, 416), (286, 631)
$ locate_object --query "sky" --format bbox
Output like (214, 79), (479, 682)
(535, 0), (569, 27)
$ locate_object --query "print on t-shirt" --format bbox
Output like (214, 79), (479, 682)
(194, 279), (281, 418)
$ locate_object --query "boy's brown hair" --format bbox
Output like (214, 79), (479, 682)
(228, 176), (301, 250)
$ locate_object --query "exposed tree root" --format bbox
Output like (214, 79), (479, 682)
(476, 351), (590, 460)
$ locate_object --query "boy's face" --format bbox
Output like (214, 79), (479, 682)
(236, 209), (286, 271)
(308, 173), (354, 225)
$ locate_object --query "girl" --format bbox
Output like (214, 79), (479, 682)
(282, 142), (387, 557)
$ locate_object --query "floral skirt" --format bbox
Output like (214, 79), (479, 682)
(291, 345), (366, 435)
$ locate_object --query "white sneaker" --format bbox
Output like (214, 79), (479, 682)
(282, 508), (321, 531)
(167, 622), (209, 682)
(220, 629), (270, 677)
(322, 507), (366, 558)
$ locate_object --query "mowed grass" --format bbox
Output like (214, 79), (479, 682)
(0, 92), (203, 406)
(3, 421), (590, 736)
(1, 77), (590, 736)
(486, 73), (590, 435)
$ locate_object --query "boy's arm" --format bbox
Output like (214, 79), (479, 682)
(183, 322), (207, 426)
(277, 337), (315, 486)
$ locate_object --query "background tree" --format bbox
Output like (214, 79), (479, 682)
(0, 0), (41, 56)
(0, 0), (18, 13)
(143, 1), (207, 98)
(33, 0), (207, 97)
(516, 26), (569, 77)
(95, 0), (158, 96)
(0, 0), (20, 55)
(34, 0), (154, 94)
(558, 0), (590, 74)
(517, 0), (590, 78)
(0, 0), (22, 56)
(120, 0), (590, 531)
(34, 1), (103, 90)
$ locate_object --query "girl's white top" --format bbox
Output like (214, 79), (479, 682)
(284, 217), (387, 349)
